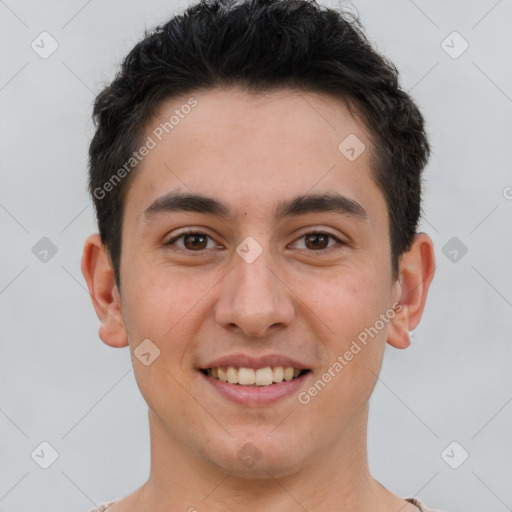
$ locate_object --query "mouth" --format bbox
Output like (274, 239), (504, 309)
(199, 354), (313, 405)
(201, 366), (311, 386)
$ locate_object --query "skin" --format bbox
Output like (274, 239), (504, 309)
(82, 87), (435, 512)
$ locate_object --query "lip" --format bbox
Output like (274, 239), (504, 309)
(200, 353), (310, 371)
(201, 370), (312, 406)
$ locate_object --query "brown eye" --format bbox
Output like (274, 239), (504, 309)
(183, 233), (208, 250)
(167, 231), (216, 251)
(304, 233), (330, 250)
(290, 231), (343, 253)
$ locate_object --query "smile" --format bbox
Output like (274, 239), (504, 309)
(202, 366), (310, 386)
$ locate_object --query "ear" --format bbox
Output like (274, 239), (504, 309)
(387, 233), (436, 349)
(81, 233), (128, 348)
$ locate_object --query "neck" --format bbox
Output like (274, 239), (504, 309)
(129, 403), (401, 512)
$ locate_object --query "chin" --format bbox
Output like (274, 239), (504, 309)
(206, 430), (308, 479)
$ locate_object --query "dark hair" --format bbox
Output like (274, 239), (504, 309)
(88, 0), (430, 288)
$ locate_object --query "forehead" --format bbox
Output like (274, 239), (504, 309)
(125, 87), (384, 220)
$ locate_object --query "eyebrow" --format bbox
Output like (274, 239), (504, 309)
(142, 191), (368, 223)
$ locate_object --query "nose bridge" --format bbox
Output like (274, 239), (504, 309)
(215, 242), (294, 337)
(234, 248), (276, 302)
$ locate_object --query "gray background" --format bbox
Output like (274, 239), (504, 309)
(1, 0), (511, 511)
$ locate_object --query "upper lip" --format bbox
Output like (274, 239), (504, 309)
(200, 353), (310, 370)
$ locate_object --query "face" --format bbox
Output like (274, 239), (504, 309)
(117, 88), (401, 478)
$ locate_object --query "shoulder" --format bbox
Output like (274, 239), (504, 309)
(405, 497), (449, 512)
(89, 497), (448, 512)
(87, 501), (118, 512)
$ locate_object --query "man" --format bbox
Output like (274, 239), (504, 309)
(81, 0), (441, 510)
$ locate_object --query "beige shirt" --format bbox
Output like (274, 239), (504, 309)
(88, 497), (445, 511)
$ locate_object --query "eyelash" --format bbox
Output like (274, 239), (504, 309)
(165, 229), (345, 255)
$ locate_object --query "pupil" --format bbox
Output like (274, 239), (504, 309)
(306, 234), (328, 250)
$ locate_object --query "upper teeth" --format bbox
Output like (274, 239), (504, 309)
(208, 366), (302, 386)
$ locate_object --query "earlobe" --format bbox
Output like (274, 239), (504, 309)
(81, 234), (128, 348)
(387, 233), (436, 350)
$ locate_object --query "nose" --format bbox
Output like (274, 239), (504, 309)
(214, 248), (295, 338)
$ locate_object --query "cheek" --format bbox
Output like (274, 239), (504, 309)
(120, 268), (204, 421)
(301, 268), (389, 341)
(122, 265), (206, 337)
(121, 266), (223, 387)
(298, 267), (390, 396)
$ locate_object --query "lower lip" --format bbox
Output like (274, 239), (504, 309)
(201, 371), (311, 406)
